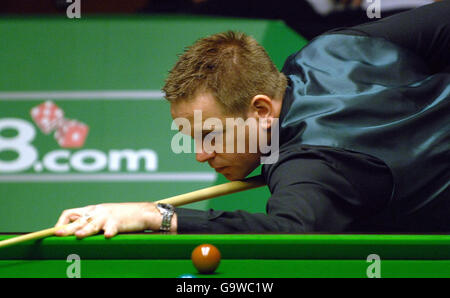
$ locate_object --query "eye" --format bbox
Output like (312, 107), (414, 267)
(203, 131), (223, 145)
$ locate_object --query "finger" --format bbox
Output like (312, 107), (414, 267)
(54, 220), (78, 237)
(55, 217), (88, 236)
(75, 216), (106, 239)
(55, 209), (78, 227)
(55, 205), (96, 228)
(54, 212), (85, 235)
(55, 206), (91, 227)
(103, 220), (119, 239)
(69, 214), (82, 222)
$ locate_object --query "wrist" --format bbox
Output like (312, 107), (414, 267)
(155, 203), (177, 233)
(141, 202), (160, 231)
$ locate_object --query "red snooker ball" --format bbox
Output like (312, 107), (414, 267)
(191, 244), (221, 274)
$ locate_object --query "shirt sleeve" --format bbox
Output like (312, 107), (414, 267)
(175, 146), (393, 233)
(331, 1), (450, 73)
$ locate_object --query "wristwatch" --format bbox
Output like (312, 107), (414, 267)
(156, 203), (175, 232)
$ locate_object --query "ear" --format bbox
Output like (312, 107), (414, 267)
(247, 94), (275, 130)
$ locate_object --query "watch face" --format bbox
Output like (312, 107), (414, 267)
(158, 203), (174, 212)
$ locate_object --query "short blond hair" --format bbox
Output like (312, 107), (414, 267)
(163, 31), (287, 115)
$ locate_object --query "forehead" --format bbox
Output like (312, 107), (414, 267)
(170, 93), (229, 121)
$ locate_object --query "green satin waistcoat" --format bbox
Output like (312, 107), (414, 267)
(278, 34), (449, 214)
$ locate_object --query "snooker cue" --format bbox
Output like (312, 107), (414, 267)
(0, 175), (266, 249)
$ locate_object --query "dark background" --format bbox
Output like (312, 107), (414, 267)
(0, 0), (417, 39)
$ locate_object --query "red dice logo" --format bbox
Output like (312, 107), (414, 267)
(55, 120), (89, 148)
(30, 101), (64, 134)
(31, 101), (89, 148)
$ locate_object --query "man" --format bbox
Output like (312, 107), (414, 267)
(55, 1), (449, 238)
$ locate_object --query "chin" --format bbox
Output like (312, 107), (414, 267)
(222, 171), (246, 181)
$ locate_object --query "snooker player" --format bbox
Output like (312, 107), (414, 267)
(55, 1), (449, 238)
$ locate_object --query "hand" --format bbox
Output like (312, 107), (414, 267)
(54, 202), (177, 239)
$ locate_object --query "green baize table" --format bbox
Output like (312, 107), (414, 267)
(0, 233), (449, 278)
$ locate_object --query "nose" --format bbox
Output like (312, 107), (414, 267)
(196, 150), (215, 163)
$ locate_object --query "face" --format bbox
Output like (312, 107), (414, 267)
(170, 93), (268, 181)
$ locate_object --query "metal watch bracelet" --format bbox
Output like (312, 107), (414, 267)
(156, 203), (175, 232)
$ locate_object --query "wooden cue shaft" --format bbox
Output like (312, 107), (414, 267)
(0, 175), (266, 249)
(0, 227), (59, 249)
(156, 174), (266, 206)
